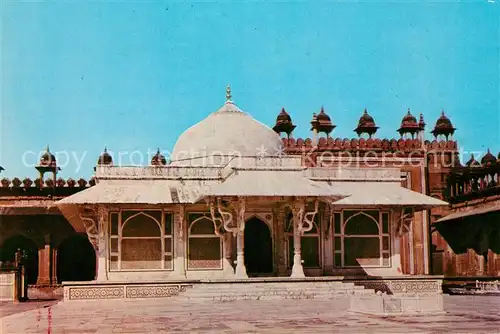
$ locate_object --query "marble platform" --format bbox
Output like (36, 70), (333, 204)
(62, 275), (444, 312)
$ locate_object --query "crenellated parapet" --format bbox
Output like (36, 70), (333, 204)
(424, 140), (458, 151)
(283, 137), (457, 154)
(0, 176), (94, 198)
(273, 107), (459, 151)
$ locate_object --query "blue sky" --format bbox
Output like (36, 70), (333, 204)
(1, 0), (499, 178)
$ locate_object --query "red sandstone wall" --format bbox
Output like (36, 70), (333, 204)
(432, 233), (500, 277)
(430, 196), (500, 278)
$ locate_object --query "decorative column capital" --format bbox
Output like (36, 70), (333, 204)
(290, 198), (319, 235)
(79, 206), (99, 251)
(209, 197), (241, 236)
(236, 197), (246, 232)
(395, 208), (414, 237)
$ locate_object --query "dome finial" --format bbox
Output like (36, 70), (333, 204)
(225, 84), (232, 103)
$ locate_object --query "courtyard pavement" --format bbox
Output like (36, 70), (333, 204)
(1, 295), (499, 333)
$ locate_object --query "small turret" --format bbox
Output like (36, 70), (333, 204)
(354, 108), (378, 138)
(397, 109), (420, 138)
(310, 106), (335, 138)
(431, 110), (456, 140)
(35, 146), (60, 189)
(465, 154), (481, 167)
(418, 113), (426, 142)
(97, 147), (113, 166)
(273, 108), (296, 138)
(151, 149), (167, 166)
(480, 149), (496, 167)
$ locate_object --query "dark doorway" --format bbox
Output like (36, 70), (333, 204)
(57, 234), (96, 283)
(244, 217), (273, 275)
(0, 235), (39, 285)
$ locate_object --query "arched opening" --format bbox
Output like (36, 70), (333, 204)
(57, 234), (96, 283)
(0, 235), (39, 285)
(121, 212), (162, 270)
(244, 217), (273, 275)
(342, 211), (389, 267)
(188, 215), (222, 269)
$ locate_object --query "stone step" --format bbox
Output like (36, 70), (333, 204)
(179, 290), (373, 302)
(182, 284), (364, 291)
(177, 282), (374, 301)
(182, 287), (366, 295)
(183, 282), (359, 290)
(183, 294), (344, 301)
(184, 289), (354, 297)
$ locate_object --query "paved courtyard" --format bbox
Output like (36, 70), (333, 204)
(1, 295), (499, 333)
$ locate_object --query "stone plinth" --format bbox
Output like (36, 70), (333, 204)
(62, 276), (368, 302)
(28, 284), (63, 300)
(350, 291), (444, 316)
(349, 276), (444, 294)
(63, 280), (194, 301)
(348, 276), (445, 315)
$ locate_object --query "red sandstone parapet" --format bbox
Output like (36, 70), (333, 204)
(0, 177), (95, 188)
(282, 137), (458, 153)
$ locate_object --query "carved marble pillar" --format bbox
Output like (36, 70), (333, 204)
(291, 200), (305, 278)
(290, 199), (319, 278)
(210, 197), (246, 278)
(323, 205), (334, 274)
(96, 206), (108, 281)
(222, 233), (234, 276)
(80, 206), (107, 281)
(174, 206), (187, 278)
(392, 210), (403, 274)
(235, 198), (248, 278)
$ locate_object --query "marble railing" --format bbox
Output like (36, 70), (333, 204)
(305, 167), (402, 181)
(95, 165), (223, 180)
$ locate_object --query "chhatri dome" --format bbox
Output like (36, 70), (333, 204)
(171, 86), (282, 165)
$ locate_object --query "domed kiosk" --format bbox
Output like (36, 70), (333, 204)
(171, 86), (282, 165)
(56, 87), (447, 303)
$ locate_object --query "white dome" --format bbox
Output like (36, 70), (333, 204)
(171, 101), (282, 165)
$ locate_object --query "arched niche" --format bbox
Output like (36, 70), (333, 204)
(57, 233), (96, 283)
(187, 215), (222, 270)
(244, 217), (273, 275)
(121, 212), (162, 270)
(338, 211), (391, 268)
(0, 235), (39, 285)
